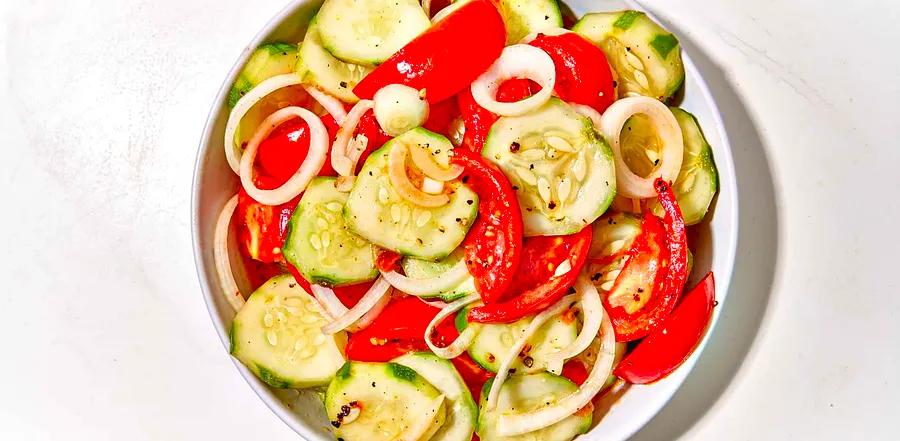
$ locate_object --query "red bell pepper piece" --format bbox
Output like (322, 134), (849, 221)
(451, 148), (523, 304)
(529, 32), (616, 114)
(614, 272), (716, 384)
(353, 0), (506, 104)
(468, 226), (592, 323)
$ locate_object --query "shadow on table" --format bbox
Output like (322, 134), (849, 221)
(629, 15), (782, 441)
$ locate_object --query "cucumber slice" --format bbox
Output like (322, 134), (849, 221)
(230, 274), (347, 388)
(476, 373), (592, 441)
(325, 361), (447, 441)
(316, 0), (430, 66)
(588, 212), (642, 259)
(573, 10), (685, 101)
(459, 307), (578, 373)
(497, 0), (563, 44)
(345, 128), (479, 260)
(229, 43), (299, 108)
(483, 98), (616, 236)
(649, 108), (719, 225)
(296, 18), (371, 103)
(393, 353), (477, 441)
(283, 177), (377, 286)
(401, 249), (476, 302)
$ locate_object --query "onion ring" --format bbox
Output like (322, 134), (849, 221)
(239, 106), (329, 205)
(388, 143), (451, 207)
(484, 294), (577, 411)
(471, 44), (556, 116)
(497, 300), (616, 436)
(545, 275), (603, 374)
(409, 143), (464, 181)
(380, 258), (470, 297)
(424, 294), (482, 359)
(303, 85), (348, 125)
(213, 194), (245, 312)
(331, 100), (374, 176)
(322, 277), (393, 334)
(224, 73), (305, 173)
(571, 103), (603, 128)
(599, 96), (684, 198)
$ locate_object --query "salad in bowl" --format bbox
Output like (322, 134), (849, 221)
(197, 0), (731, 439)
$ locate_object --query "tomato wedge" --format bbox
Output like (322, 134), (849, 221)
(345, 296), (443, 362)
(374, 248), (403, 273)
(468, 226), (592, 323)
(603, 179), (690, 341)
(422, 98), (460, 136)
(236, 188), (298, 263)
(451, 147), (523, 304)
(615, 272), (716, 384)
(353, 0), (506, 104)
(529, 32), (616, 113)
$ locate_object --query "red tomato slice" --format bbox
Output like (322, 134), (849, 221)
(345, 296), (441, 361)
(615, 272), (716, 384)
(451, 148), (523, 304)
(422, 98), (460, 136)
(353, 0), (506, 104)
(255, 118), (312, 186)
(529, 32), (616, 113)
(561, 359), (589, 386)
(236, 188), (299, 263)
(468, 226), (592, 323)
(374, 248), (402, 273)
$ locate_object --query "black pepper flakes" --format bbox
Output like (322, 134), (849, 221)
(567, 286), (577, 294)
(466, 200), (473, 205)
(510, 141), (521, 152)
(523, 356), (534, 368)
(548, 201), (556, 209)
(339, 81), (348, 88)
(591, 272), (603, 281)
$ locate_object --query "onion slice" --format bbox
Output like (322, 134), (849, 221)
(471, 44), (556, 116)
(322, 277), (393, 334)
(224, 73), (305, 173)
(380, 258), (470, 297)
(303, 85), (348, 125)
(213, 194), (245, 312)
(497, 301), (616, 436)
(599, 96), (684, 198)
(424, 294), (482, 359)
(571, 103), (603, 129)
(396, 394), (445, 441)
(310, 284), (348, 320)
(484, 294), (578, 411)
(388, 143), (451, 207)
(239, 106), (329, 205)
(545, 276), (603, 374)
(409, 143), (464, 181)
(331, 100), (374, 177)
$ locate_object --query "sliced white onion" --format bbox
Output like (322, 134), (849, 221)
(388, 143), (451, 207)
(373, 84), (429, 136)
(303, 85), (348, 124)
(213, 194), (245, 312)
(409, 142), (464, 181)
(599, 96), (684, 198)
(497, 301), (616, 436)
(343, 282), (391, 332)
(322, 277), (393, 334)
(484, 294), (578, 411)
(396, 394), (445, 441)
(421, 177), (445, 195)
(224, 73), (305, 173)
(518, 27), (572, 44)
(310, 284), (348, 320)
(381, 258), (470, 297)
(545, 276), (603, 374)
(571, 103), (603, 128)
(331, 100), (374, 176)
(424, 294), (482, 359)
(471, 44), (556, 117)
(239, 106), (329, 205)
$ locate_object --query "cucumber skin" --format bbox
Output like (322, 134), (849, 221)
(228, 42), (298, 108)
(344, 133), (479, 260)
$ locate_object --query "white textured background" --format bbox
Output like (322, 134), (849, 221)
(1, 0), (898, 439)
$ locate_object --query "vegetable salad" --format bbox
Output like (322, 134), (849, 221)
(214, 1), (721, 440)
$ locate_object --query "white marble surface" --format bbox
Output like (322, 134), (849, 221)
(1, 0), (898, 439)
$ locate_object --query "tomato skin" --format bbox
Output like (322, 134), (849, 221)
(422, 98), (460, 136)
(614, 273), (716, 384)
(561, 359), (589, 386)
(345, 297), (441, 361)
(451, 148), (523, 304)
(374, 248), (402, 273)
(255, 118), (311, 186)
(468, 226), (592, 323)
(236, 189), (299, 263)
(353, 0), (506, 104)
(529, 32), (616, 113)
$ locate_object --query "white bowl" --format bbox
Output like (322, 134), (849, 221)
(191, 1), (739, 439)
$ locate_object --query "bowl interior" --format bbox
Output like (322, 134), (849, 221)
(192, 1), (738, 439)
